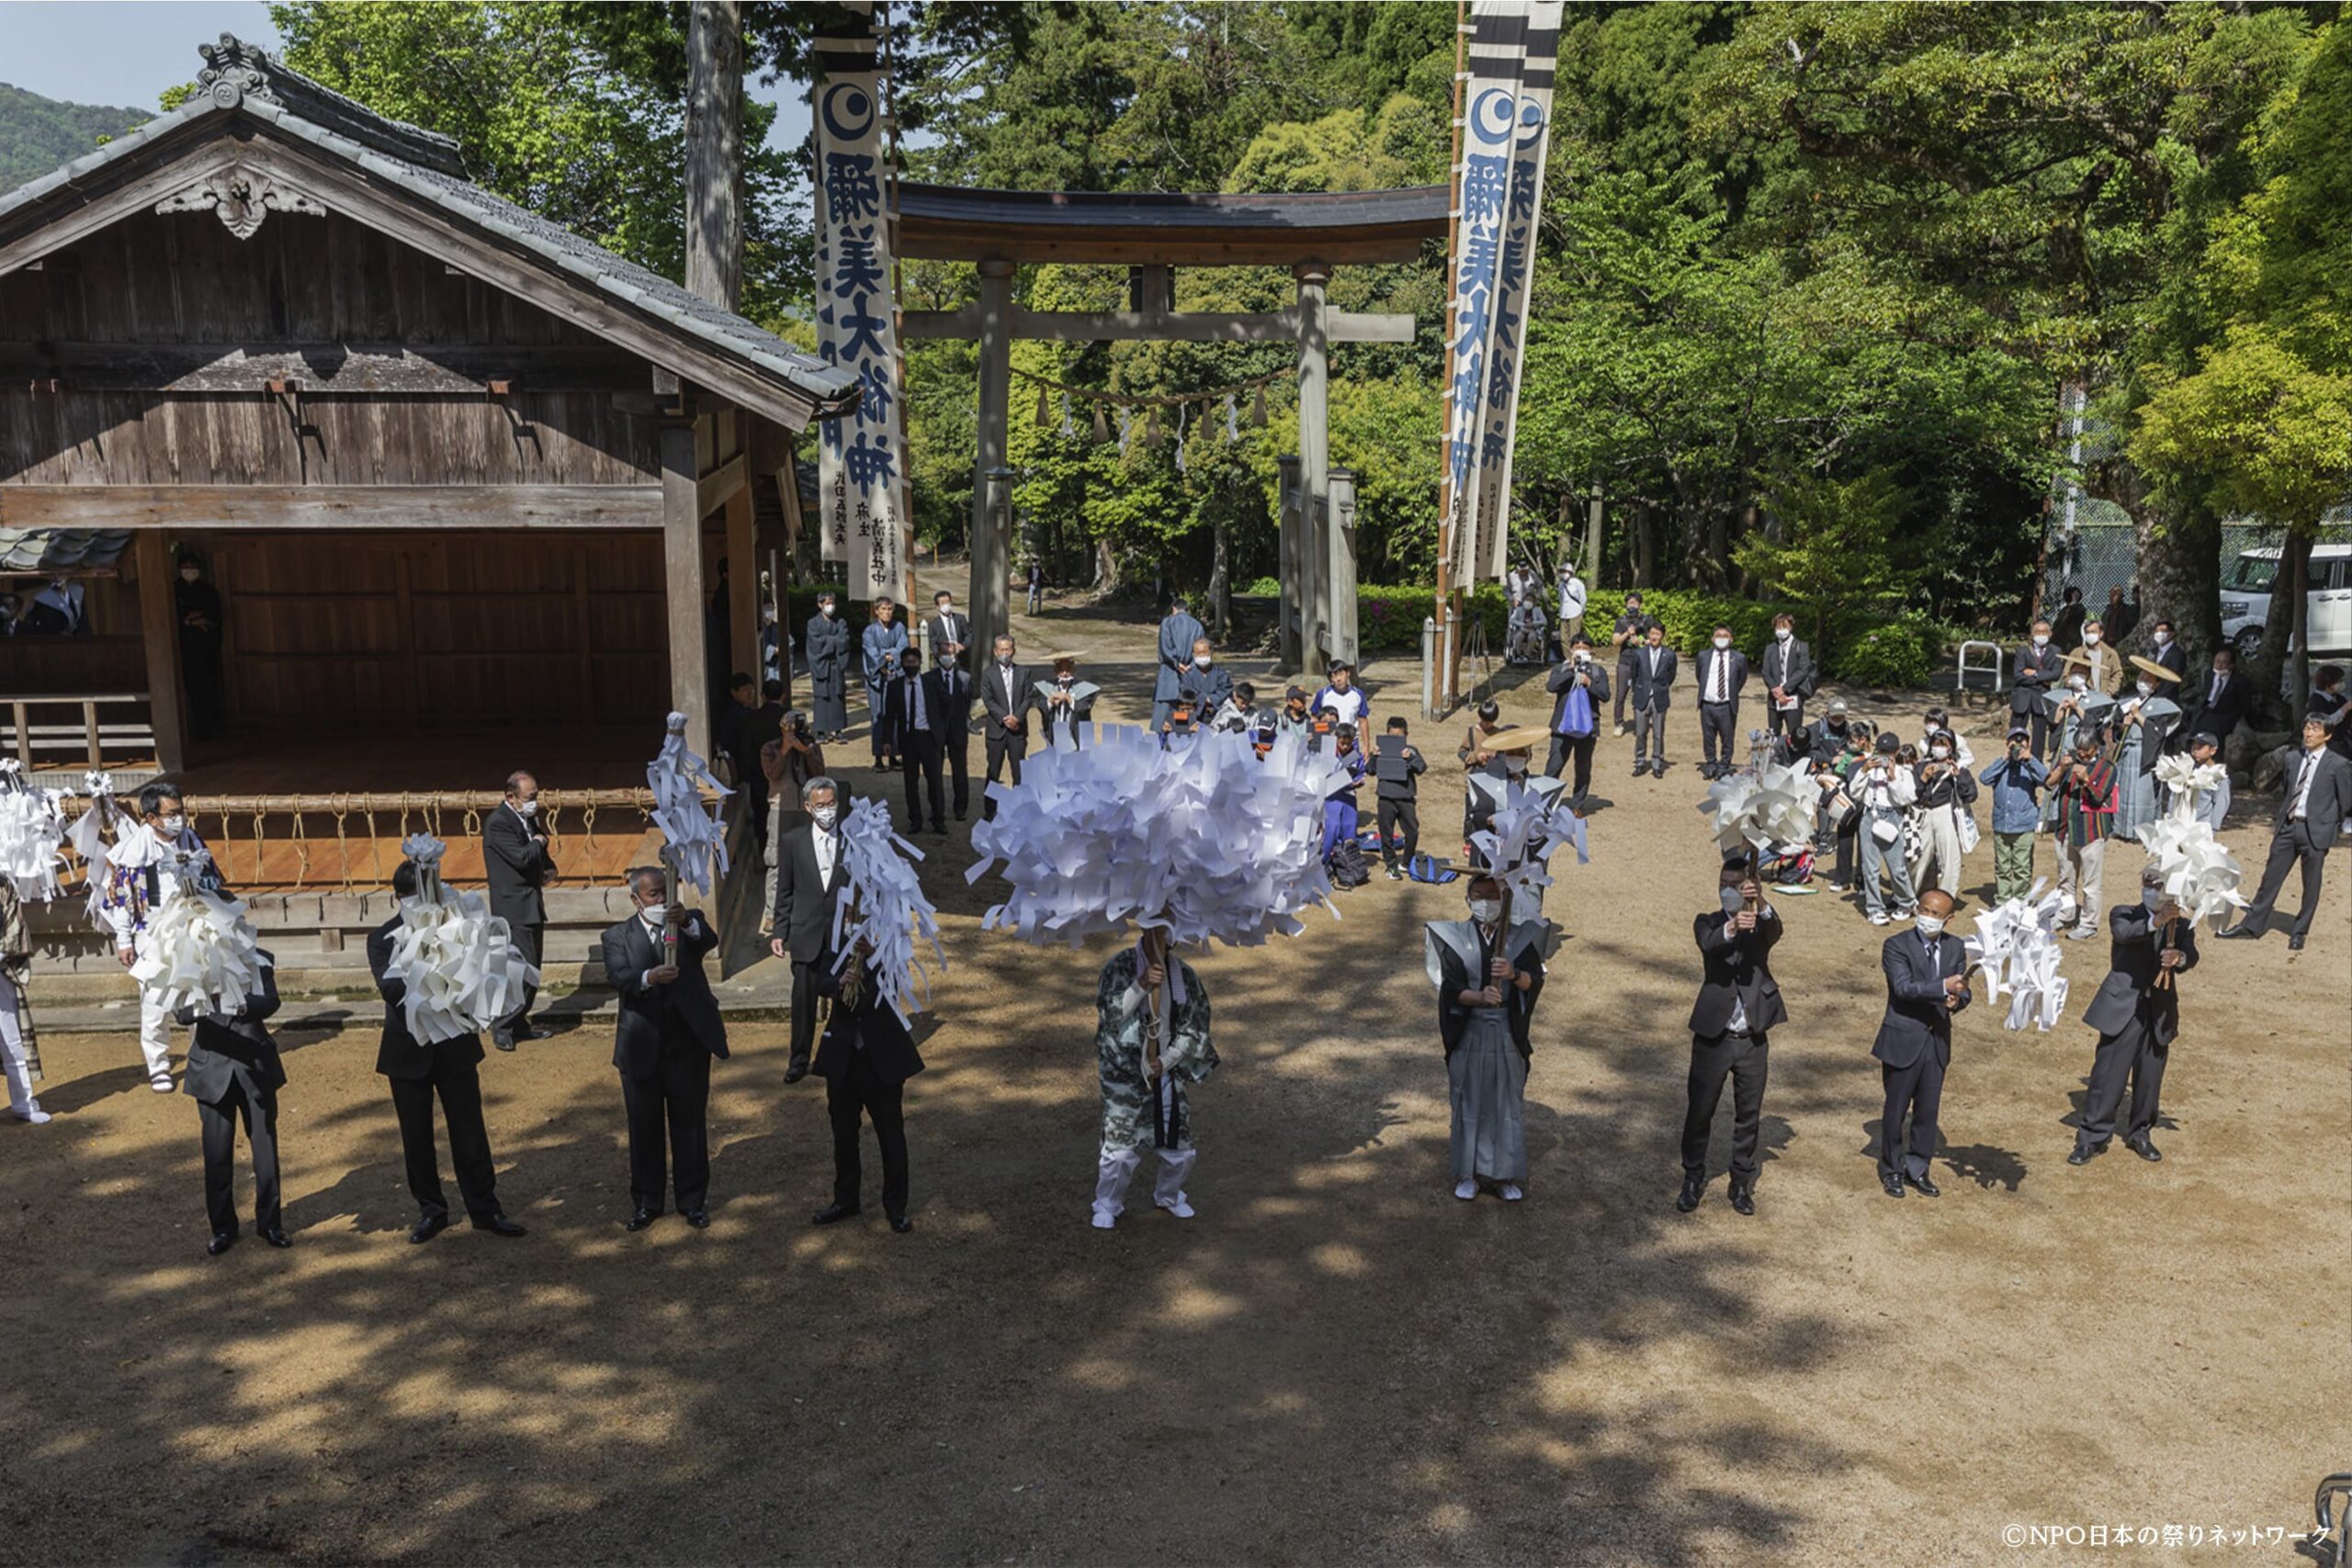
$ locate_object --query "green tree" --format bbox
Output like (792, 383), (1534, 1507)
(1732, 468), (1916, 649)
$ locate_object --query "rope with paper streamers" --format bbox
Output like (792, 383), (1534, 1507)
(0, 759), (69, 903)
(648, 711), (731, 898)
(1962, 879), (2072, 1032)
(377, 833), (541, 1045)
(828, 796), (946, 1027)
(1016, 366), (1276, 446)
(128, 845), (264, 1017)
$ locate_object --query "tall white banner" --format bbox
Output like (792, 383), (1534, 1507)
(813, 31), (906, 596)
(1444, 0), (1562, 585)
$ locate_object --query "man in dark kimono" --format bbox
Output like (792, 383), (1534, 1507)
(1153, 598), (1205, 731)
(805, 591), (852, 741)
(1426, 876), (1554, 1202)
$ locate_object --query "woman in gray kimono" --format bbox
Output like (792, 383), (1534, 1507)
(1091, 926), (1216, 1229)
(2110, 673), (2181, 840)
(1426, 874), (1555, 1201)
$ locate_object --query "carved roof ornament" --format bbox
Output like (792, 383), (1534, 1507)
(154, 162), (328, 240)
(187, 33), (469, 178)
(195, 33), (279, 110)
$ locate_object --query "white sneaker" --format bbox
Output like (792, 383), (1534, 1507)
(1500, 1183), (1524, 1201)
(1090, 1207), (1118, 1230)
(149, 1075), (174, 1093)
(1869, 912), (1891, 926)
(1155, 1196), (1195, 1219)
(1453, 1179), (1477, 1201)
(8, 1102), (51, 1124)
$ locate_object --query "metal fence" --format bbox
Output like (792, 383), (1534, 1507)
(2040, 510), (2352, 610)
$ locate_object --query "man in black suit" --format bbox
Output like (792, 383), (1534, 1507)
(883, 648), (947, 834)
(768, 776), (848, 1085)
(482, 771), (555, 1051)
(603, 867), (729, 1230)
(1679, 866), (1785, 1216)
(1759, 615), (1815, 741)
(1694, 624), (1749, 779)
(930, 639), (976, 821)
(2219, 714), (2352, 951)
(2183, 647), (2254, 745)
(924, 588), (971, 674)
(980, 634), (1033, 818)
(2145, 618), (2189, 681)
(2012, 618), (2066, 758)
(370, 864), (527, 1243)
(1608, 592), (1661, 734)
(1544, 637), (1609, 805)
(179, 953), (288, 1255)
(1871, 887), (1971, 1198)
(808, 942), (924, 1233)
(2071, 866), (2198, 1166)
(1628, 623), (1677, 778)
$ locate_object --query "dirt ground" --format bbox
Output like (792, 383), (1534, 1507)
(4, 578), (2346, 1566)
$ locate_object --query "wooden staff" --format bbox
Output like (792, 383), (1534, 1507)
(2153, 902), (2182, 991)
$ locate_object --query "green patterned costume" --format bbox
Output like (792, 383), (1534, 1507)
(1093, 945), (1216, 1152)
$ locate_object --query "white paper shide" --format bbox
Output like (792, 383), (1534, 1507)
(379, 833), (539, 1045)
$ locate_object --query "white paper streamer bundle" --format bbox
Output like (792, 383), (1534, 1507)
(2132, 816), (2246, 930)
(967, 722), (1346, 949)
(64, 771), (120, 931)
(1963, 878), (2071, 1032)
(0, 760), (68, 902)
(1466, 772), (1584, 914)
(2152, 750), (2225, 808)
(1697, 759), (1817, 859)
(379, 834), (541, 1044)
(128, 847), (263, 1015)
(829, 796), (945, 1025)
(649, 711), (732, 897)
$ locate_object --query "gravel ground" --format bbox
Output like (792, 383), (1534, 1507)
(3, 585), (2344, 1566)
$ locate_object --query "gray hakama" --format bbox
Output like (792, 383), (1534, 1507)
(1446, 1006), (1528, 1182)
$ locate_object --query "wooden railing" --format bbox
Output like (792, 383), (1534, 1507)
(3, 691), (156, 771)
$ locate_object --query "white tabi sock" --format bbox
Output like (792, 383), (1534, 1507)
(1153, 1148), (1196, 1217)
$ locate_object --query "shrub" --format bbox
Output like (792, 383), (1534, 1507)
(1828, 612), (1943, 687)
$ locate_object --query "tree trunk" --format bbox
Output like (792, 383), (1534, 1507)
(684, 1), (744, 311)
(1093, 536), (1120, 596)
(2098, 458), (2221, 670)
(1582, 485), (1603, 587)
(1207, 509), (1232, 641)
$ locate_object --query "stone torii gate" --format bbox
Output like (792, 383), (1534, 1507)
(894, 184), (1447, 672)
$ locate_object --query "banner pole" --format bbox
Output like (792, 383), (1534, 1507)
(1434, 0), (1470, 712)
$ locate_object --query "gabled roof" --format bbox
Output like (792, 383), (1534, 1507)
(0, 35), (857, 432)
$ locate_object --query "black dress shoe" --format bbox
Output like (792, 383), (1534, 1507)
(783, 1056), (810, 1085)
(472, 1212), (528, 1236)
(1675, 1173), (1703, 1213)
(1905, 1171), (1941, 1198)
(2127, 1137), (2163, 1163)
(2067, 1145), (2096, 1166)
(261, 1226), (291, 1248)
(625, 1208), (659, 1232)
(514, 1021), (548, 1042)
(888, 1213), (913, 1234)
(410, 1213), (450, 1245)
(1881, 1173), (1905, 1199)
(684, 1209), (710, 1228)
(207, 1231), (237, 1257)
(2289, 933), (2305, 951)
(2215, 923), (2258, 941)
(1729, 1181), (1756, 1216)
(811, 1201), (861, 1225)
(1632, 764), (1649, 778)
(492, 1034), (517, 1052)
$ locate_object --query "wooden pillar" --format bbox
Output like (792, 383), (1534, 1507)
(1295, 261), (1331, 671)
(970, 257), (1015, 667)
(662, 417), (712, 761)
(726, 479), (758, 686)
(1276, 454), (1302, 672)
(133, 529), (187, 775)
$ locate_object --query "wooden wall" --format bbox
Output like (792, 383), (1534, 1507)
(2, 570), (144, 694)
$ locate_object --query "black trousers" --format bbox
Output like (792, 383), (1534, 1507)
(789, 959), (822, 1065)
(1878, 1051), (1947, 1181)
(942, 720), (970, 817)
(2075, 1015), (2167, 1150)
(1613, 650), (1636, 725)
(497, 922), (543, 1040)
(622, 1043), (711, 1214)
(983, 728), (1026, 819)
(198, 1080), (281, 1235)
(1700, 700), (1739, 769)
(2242, 818), (2331, 938)
(899, 726), (945, 829)
(1545, 731), (1595, 800)
(390, 1063), (500, 1222)
(1768, 696), (1804, 739)
(1377, 798), (1419, 869)
(1681, 1030), (1769, 1179)
(2019, 705), (2052, 760)
(827, 1049), (909, 1216)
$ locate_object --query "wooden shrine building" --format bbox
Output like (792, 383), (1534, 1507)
(0, 35), (854, 792)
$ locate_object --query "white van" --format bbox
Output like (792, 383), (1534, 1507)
(2219, 542), (2352, 658)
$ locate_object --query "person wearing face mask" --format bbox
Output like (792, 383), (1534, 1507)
(2068, 617), (2124, 698)
(2070, 865), (2195, 1167)
(1032, 652), (1098, 750)
(1907, 728), (1979, 897)
(2181, 646), (2252, 750)
(1610, 592), (1660, 735)
(862, 599), (908, 772)
(1694, 624), (1749, 780)
(808, 917), (924, 1234)
(603, 866), (729, 1231)
(804, 592), (852, 742)
(979, 635), (1035, 813)
(2110, 660), (2182, 839)
(1178, 637), (1233, 722)
(1629, 623), (1678, 778)
(175, 552), (228, 741)
(178, 947), (288, 1255)
(2049, 729), (2121, 939)
(1852, 732), (1918, 925)
(2049, 585), (2087, 655)
(2012, 617), (2065, 758)
(1543, 636), (1609, 806)
(882, 649), (946, 835)
(1871, 888), (1971, 1199)
(1760, 614), (1815, 742)
(923, 589), (969, 675)
(1153, 597), (1205, 731)
(1426, 874), (1554, 1203)
(1806, 704), (1869, 890)
(1556, 558), (1588, 648)
(482, 771), (556, 1052)
(927, 643), (975, 821)
(101, 783), (222, 1091)
(1679, 865), (1784, 1215)
(2146, 618), (2188, 682)
(2218, 713), (2352, 951)
(1978, 725), (2050, 904)
(1917, 707), (1974, 772)
(770, 778), (851, 1085)
(1091, 925), (1216, 1229)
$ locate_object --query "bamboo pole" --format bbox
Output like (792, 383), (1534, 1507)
(1433, 0), (1471, 711)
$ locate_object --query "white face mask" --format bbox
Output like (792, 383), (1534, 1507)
(640, 902), (673, 925)
(514, 798), (538, 818)
(810, 806), (837, 831)
(1775, 627), (1792, 642)
(1713, 636), (1731, 650)
(2154, 632), (2171, 646)
(1467, 899), (1501, 926)
(1916, 914), (1945, 937)
(997, 653), (1013, 667)
(2066, 676), (2086, 692)
(1719, 887), (1747, 914)
(1193, 654), (1212, 669)
(2086, 631), (2102, 645)
(820, 603), (835, 616)
(2136, 680), (2155, 698)
(1574, 650), (1590, 664)
(2032, 634), (2049, 648)
(1929, 745), (1951, 760)
(159, 813), (187, 832)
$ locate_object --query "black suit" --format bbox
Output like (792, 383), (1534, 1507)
(2238, 746), (2352, 939)
(481, 803), (555, 1043)
(930, 665), (975, 817)
(885, 672), (946, 831)
(1694, 648), (1750, 773)
(810, 953), (924, 1218)
(2185, 669), (2254, 743)
(2012, 641), (2066, 755)
(177, 958), (286, 1237)
(1543, 660), (1609, 800)
(1758, 636), (1815, 739)
(1682, 909), (1784, 1181)
(369, 918), (503, 1224)
(924, 610), (973, 672)
(602, 912), (728, 1214)
(2075, 902), (2199, 1152)
(1871, 929), (1972, 1182)
(979, 660), (1033, 818)
(771, 821), (849, 1067)
(1628, 645), (1677, 771)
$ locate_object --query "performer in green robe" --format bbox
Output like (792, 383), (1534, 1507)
(1091, 927), (1216, 1229)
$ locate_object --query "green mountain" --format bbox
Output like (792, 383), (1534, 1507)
(0, 82), (152, 192)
